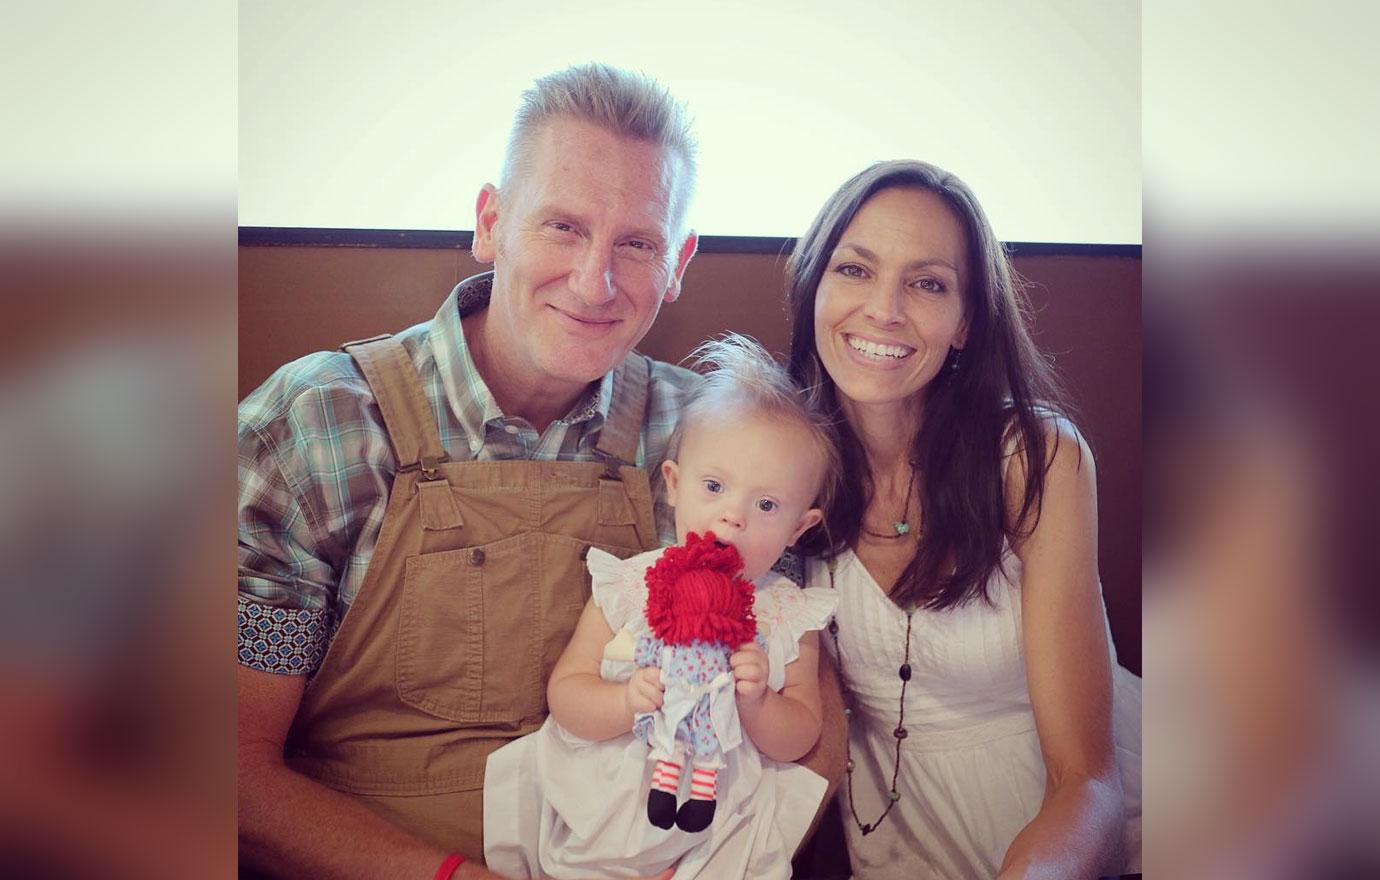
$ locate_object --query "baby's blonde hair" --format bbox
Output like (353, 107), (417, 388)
(667, 333), (839, 515)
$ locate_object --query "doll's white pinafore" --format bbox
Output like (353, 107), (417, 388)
(483, 546), (837, 879)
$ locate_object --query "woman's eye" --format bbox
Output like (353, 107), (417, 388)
(837, 263), (866, 278)
(757, 499), (778, 513)
(915, 277), (946, 293)
(703, 479), (723, 494)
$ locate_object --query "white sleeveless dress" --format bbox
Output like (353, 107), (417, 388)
(811, 549), (1142, 879)
(484, 546), (838, 879)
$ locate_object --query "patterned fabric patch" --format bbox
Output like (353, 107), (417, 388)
(237, 595), (333, 675)
(770, 548), (804, 587)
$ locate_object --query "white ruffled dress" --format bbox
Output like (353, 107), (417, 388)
(484, 546), (838, 879)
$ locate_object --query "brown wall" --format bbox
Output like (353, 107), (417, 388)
(239, 245), (1141, 673)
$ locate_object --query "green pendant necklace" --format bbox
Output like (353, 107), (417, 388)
(861, 465), (915, 540)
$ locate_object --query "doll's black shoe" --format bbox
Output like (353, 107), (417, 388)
(647, 789), (677, 829)
(675, 797), (716, 832)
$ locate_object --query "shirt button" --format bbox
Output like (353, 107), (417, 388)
(470, 549), (486, 566)
(504, 424), (520, 434)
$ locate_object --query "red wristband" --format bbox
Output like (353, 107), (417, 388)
(434, 853), (466, 880)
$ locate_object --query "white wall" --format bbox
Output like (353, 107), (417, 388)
(239, 0), (1140, 243)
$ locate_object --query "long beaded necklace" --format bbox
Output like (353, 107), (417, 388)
(826, 555), (915, 836)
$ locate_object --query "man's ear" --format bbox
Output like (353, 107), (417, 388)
(472, 184), (500, 264)
(661, 231), (699, 304)
(791, 507), (824, 544)
(661, 459), (680, 506)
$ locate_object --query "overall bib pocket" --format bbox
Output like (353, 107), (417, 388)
(396, 533), (644, 725)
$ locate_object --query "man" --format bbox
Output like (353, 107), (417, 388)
(238, 64), (842, 879)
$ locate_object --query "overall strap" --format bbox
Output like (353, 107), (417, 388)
(593, 352), (651, 477)
(342, 335), (448, 475)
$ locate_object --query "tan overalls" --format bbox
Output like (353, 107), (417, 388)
(283, 336), (662, 861)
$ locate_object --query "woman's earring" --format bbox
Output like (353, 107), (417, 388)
(948, 348), (961, 372)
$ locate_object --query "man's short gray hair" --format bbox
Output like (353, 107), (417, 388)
(500, 63), (698, 238)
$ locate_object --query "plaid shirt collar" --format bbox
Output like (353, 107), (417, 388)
(431, 272), (612, 445)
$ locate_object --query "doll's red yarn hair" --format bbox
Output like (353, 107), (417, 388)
(644, 531), (757, 646)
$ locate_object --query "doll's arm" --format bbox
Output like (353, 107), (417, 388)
(732, 630), (823, 762)
(548, 599), (661, 741)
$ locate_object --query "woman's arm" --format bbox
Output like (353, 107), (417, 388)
(546, 598), (662, 741)
(733, 631), (824, 762)
(999, 421), (1125, 880)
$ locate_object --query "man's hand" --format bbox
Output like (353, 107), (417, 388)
(730, 642), (770, 708)
(625, 667), (664, 715)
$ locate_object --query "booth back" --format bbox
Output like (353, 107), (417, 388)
(239, 243), (1141, 674)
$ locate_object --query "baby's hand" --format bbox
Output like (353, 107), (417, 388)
(730, 641), (770, 707)
(625, 666), (664, 715)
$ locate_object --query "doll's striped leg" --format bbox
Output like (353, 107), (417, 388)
(647, 741), (685, 829)
(675, 699), (723, 833)
(675, 762), (719, 832)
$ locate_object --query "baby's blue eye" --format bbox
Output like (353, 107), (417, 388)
(703, 479), (723, 494)
(757, 499), (778, 513)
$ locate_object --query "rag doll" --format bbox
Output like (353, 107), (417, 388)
(632, 531), (758, 833)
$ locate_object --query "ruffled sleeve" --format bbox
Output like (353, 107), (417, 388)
(753, 575), (839, 692)
(586, 546), (655, 632)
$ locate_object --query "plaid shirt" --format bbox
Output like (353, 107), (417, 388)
(237, 273), (701, 676)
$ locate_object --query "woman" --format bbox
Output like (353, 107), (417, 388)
(787, 161), (1141, 879)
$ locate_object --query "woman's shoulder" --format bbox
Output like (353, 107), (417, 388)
(1000, 405), (1092, 483)
(998, 405), (1096, 551)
